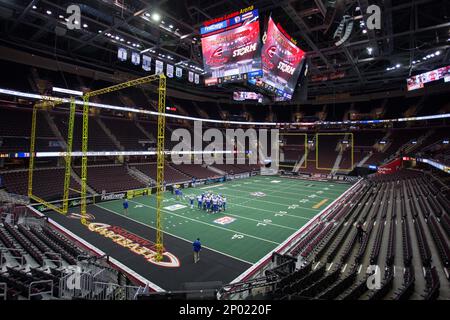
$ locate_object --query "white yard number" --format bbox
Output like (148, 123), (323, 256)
(324, 188), (329, 191)
(257, 219), (272, 227)
(308, 194), (318, 198)
(232, 234), (244, 240)
(275, 211), (287, 217)
(299, 199), (309, 203)
(316, 191), (324, 194)
(288, 204), (299, 209)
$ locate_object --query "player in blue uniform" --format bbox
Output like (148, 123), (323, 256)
(189, 196), (194, 209)
(123, 199), (129, 215)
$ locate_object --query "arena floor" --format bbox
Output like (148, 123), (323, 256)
(97, 176), (351, 264)
(43, 176), (352, 290)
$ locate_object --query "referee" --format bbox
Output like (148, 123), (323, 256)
(123, 199), (129, 215)
(193, 238), (202, 263)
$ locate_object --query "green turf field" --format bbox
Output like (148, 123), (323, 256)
(95, 176), (352, 264)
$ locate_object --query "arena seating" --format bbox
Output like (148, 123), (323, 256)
(132, 162), (191, 184)
(0, 213), (130, 300)
(73, 165), (145, 193)
(172, 164), (217, 179)
(0, 168), (81, 201)
(101, 116), (151, 150)
(269, 169), (449, 300)
(0, 107), (60, 153)
(52, 112), (117, 151)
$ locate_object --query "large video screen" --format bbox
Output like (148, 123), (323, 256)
(407, 65), (450, 91)
(200, 9), (263, 86)
(250, 17), (306, 100)
(233, 91), (264, 103)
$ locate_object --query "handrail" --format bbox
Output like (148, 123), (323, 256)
(28, 280), (53, 300)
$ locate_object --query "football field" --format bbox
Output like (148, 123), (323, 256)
(95, 176), (352, 264)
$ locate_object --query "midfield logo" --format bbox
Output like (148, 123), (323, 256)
(214, 216), (236, 225)
(164, 204), (187, 211)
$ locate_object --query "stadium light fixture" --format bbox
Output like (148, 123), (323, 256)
(46, 10), (52, 15)
(83, 23), (88, 28)
(435, 51), (441, 56)
(32, 5), (37, 9)
(151, 12), (161, 22)
(367, 47), (373, 55)
(395, 64), (401, 68)
(362, 29), (367, 34)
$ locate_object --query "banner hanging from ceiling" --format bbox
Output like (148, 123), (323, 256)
(176, 67), (182, 78)
(118, 48), (127, 61)
(167, 64), (174, 78)
(155, 60), (164, 75)
(142, 55), (151, 71)
(131, 52), (140, 65)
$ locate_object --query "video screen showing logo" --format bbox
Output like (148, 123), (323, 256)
(201, 9), (262, 86)
(256, 16), (306, 100)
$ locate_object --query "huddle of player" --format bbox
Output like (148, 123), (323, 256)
(195, 192), (227, 214)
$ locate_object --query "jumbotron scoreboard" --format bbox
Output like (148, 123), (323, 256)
(200, 6), (308, 102)
(201, 6), (263, 86)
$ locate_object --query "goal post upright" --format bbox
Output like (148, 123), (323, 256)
(27, 105), (38, 198)
(155, 74), (167, 261)
(315, 132), (354, 172)
(28, 98), (76, 215)
(62, 98), (76, 214)
(78, 74), (167, 259)
(30, 74), (167, 259)
(278, 132), (308, 170)
(80, 95), (90, 225)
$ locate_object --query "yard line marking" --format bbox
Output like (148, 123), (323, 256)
(196, 177), (326, 214)
(170, 198), (298, 231)
(230, 182), (346, 197)
(313, 199), (329, 209)
(227, 202), (312, 220)
(93, 203), (254, 265)
(229, 185), (345, 199)
(200, 184), (224, 190)
(327, 262), (333, 271)
(228, 176), (350, 194)
(217, 192), (320, 213)
(126, 199), (281, 245)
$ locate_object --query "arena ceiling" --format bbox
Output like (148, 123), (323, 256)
(0, 0), (449, 98)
